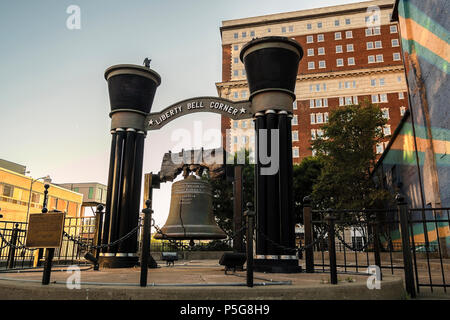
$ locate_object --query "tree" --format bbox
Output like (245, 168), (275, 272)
(311, 100), (393, 210)
(209, 149), (254, 235)
(292, 157), (323, 223)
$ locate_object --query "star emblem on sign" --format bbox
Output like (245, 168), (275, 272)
(240, 107), (246, 114)
(148, 119), (154, 126)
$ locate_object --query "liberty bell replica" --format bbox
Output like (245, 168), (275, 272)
(155, 166), (226, 242)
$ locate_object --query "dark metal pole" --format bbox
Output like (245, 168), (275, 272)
(102, 130), (117, 252)
(7, 223), (19, 269)
(397, 194), (416, 298)
(265, 110), (280, 255)
(245, 203), (255, 287)
(303, 196), (314, 273)
(286, 113), (295, 250)
(118, 129), (137, 253)
(108, 128), (125, 251)
(41, 184), (54, 285)
(233, 165), (244, 253)
(326, 212), (338, 285)
(140, 200), (152, 287)
(278, 111), (290, 254)
(255, 113), (267, 256)
(371, 213), (382, 280)
(94, 204), (104, 271)
(37, 184), (50, 266)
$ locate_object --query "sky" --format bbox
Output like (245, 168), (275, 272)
(0, 0), (365, 226)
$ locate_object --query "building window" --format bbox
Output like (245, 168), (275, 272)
(317, 34), (324, 42)
(353, 96), (358, 104)
(242, 31), (247, 38)
(315, 84), (320, 92)
(380, 93), (388, 102)
(234, 33), (238, 39)
(345, 96), (353, 105)
(375, 41), (382, 49)
(399, 92), (404, 99)
(336, 58), (344, 67)
(233, 136), (238, 144)
(365, 28), (372, 36)
(392, 39), (399, 47)
(336, 45), (343, 53)
(323, 98), (328, 106)
(380, 78), (385, 86)
(289, 26), (294, 32)
(371, 79), (377, 86)
(311, 129), (316, 140)
(315, 99), (322, 107)
(381, 108), (390, 119)
(242, 121), (247, 128)
(319, 60), (326, 68)
(345, 30), (353, 38)
(346, 18), (351, 25)
(335, 20), (340, 26)
(310, 99), (315, 108)
(335, 32), (342, 40)
(88, 187), (94, 199)
(293, 148), (299, 158)
(373, 27), (381, 35)
(233, 70), (238, 76)
(317, 129), (324, 138)
(233, 91), (239, 99)
(324, 112), (329, 123)
(241, 91), (247, 98)
(393, 53), (401, 61)
(281, 26), (286, 33)
(292, 131), (299, 141)
(318, 47), (325, 55)
(293, 101), (297, 110)
(347, 44), (354, 52)
(234, 45), (238, 51)
(317, 22), (322, 28)
(242, 69), (246, 76)
(368, 55), (375, 63)
(390, 25), (398, 33)
(306, 35), (313, 43)
(310, 113), (316, 124)
(345, 81), (350, 89)
(233, 121), (238, 128)
(367, 42), (374, 50)
(250, 31), (255, 37)
(371, 94), (379, 103)
(307, 23), (312, 30)
(400, 106), (406, 116)
(308, 62), (315, 70)
(234, 57), (238, 64)
(316, 113), (323, 123)
(376, 143), (384, 154)
(292, 115), (298, 125)
(383, 125), (392, 136)
(376, 54), (384, 62)
(348, 57), (355, 65)
(307, 48), (314, 56)
(339, 97), (344, 106)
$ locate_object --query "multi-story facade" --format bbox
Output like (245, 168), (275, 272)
(58, 182), (107, 217)
(0, 162), (83, 222)
(216, 0), (409, 163)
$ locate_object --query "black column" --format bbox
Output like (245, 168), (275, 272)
(265, 110), (280, 256)
(286, 113), (295, 250)
(108, 128), (125, 252)
(278, 111), (290, 255)
(255, 113), (267, 256)
(118, 129), (137, 253)
(102, 130), (117, 252)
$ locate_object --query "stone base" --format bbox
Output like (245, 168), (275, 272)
(98, 255), (138, 268)
(253, 258), (302, 273)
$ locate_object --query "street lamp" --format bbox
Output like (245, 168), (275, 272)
(26, 175), (51, 223)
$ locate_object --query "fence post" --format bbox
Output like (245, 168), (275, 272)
(94, 204), (104, 271)
(303, 196), (314, 273)
(370, 213), (382, 280)
(140, 200), (152, 287)
(245, 202), (255, 288)
(325, 211), (337, 285)
(396, 194), (416, 298)
(7, 223), (19, 269)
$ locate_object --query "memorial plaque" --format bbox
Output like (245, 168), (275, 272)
(25, 212), (65, 248)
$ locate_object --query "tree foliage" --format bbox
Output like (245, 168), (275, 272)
(311, 100), (393, 210)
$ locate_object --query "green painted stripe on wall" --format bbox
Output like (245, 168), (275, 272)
(401, 38), (449, 74)
(398, 0), (450, 44)
(382, 149), (450, 167)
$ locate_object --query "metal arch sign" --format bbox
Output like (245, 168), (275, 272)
(145, 96), (253, 131)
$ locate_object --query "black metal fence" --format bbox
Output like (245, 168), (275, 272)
(303, 199), (450, 297)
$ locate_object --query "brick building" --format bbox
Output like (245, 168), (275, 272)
(216, 0), (409, 163)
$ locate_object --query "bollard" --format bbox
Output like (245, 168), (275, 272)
(7, 223), (19, 269)
(370, 213), (382, 280)
(303, 196), (314, 273)
(396, 194), (416, 298)
(140, 200), (152, 287)
(41, 184), (54, 285)
(325, 211), (337, 285)
(94, 204), (104, 271)
(244, 202), (255, 288)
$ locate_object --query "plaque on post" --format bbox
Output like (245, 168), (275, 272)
(25, 211), (65, 248)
